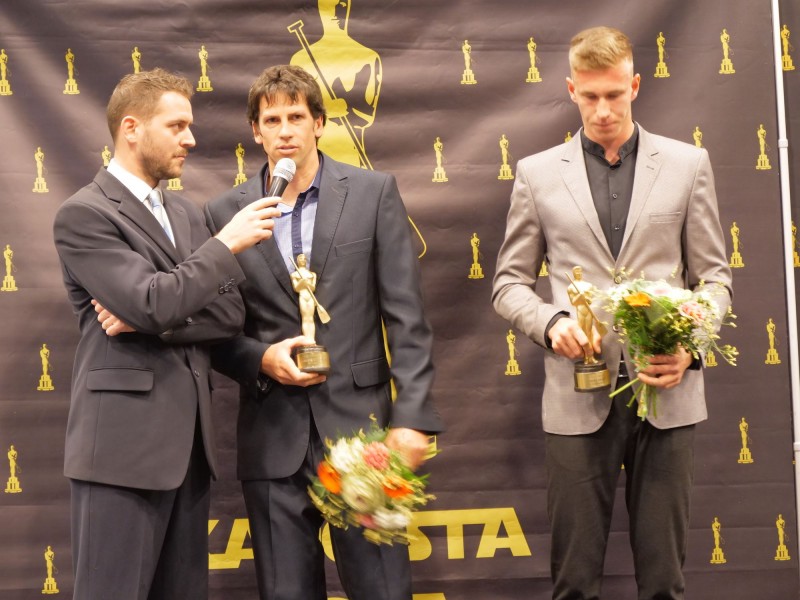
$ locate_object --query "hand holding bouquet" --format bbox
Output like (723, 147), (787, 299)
(309, 419), (436, 545)
(602, 277), (737, 419)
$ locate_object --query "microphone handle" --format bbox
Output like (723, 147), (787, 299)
(266, 175), (290, 198)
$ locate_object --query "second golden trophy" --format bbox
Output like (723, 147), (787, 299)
(566, 266), (610, 392)
(290, 253), (330, 374)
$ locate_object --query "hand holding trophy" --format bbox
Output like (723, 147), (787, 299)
(566, 266), (610, 392)
(290, 253), (331, 374)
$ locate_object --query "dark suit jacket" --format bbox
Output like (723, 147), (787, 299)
(53, 168), (246, 490)
(205, 156), (443, 481)
(493, 125), (732, 434)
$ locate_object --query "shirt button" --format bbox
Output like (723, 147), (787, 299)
(185, 317), (193, 324)
(612, 193), (618, 199)
(194, 370), (200, 377)
(613, 225), (621, 231)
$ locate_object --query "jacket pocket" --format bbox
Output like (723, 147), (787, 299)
(649, 211), (682, 224)
(87, 367), (154, 392)
(351, 357), (390, 388)
(335, 237), (373, 257)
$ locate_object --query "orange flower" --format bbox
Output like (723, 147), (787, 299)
(317, 462), (341, 494)
(624, 292), (651, 308)
(382, 475), (413, 499)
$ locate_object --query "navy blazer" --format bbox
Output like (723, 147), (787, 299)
(205, 155), (443, 481)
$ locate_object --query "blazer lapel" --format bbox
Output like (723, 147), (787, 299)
(309, 158), (347, 281)
(95, 170), (181, 263)
(559, 135), (613, 260)
(164, 194), (190, 261)
(619, 126), (661, 257)
(239, 165), (296, 300)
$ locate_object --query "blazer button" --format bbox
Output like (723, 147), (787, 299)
(614, 275), (622, 284)
(185, 317), (193, 324)
(194, 369), (200, 377)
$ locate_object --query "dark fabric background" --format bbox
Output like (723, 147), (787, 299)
(0, 1), (798, 598)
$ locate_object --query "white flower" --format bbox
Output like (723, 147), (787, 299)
(340, 473), (383, 513)
(373, 506), (412, 530)
(329, 438), (365, 475)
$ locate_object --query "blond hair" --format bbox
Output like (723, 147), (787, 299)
(569, 26), (633, 72)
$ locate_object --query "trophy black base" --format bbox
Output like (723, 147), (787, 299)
(574, 360), (610, 392)
(293, 345), (330, 375)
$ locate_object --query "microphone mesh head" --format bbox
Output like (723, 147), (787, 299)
(273, 158), (296, 182)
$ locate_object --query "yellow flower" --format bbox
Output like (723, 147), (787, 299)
(624, 292), (651, 307)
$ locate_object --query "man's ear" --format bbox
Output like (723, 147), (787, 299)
(631, 73), (641, 101)
(314, 115), (324, 140)
(566, 76), (577, 103)
(120, 115), (139, 143)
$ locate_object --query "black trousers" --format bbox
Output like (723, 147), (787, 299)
(70, 421), (211, 600)
(242, 422), (412, 600)
(545, 373), (696, 600)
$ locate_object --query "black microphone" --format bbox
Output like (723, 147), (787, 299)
(266, 158), (296, 198)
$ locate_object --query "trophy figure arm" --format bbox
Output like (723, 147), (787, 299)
(329, 61), (380, 128)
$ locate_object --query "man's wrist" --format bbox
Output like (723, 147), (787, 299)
(544, 311), (569, 348)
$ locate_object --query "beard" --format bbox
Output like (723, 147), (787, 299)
(140, 135), (185, 182)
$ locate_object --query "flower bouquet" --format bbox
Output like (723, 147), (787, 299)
(308, 421), (436, 545)
(602, 277), (737, 420)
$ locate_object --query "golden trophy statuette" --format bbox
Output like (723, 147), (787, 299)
(290, 254), (330, 374)
(567, 266), (610, 392)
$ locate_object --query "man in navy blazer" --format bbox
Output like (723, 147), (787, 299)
(493, 28), (732, 599)
(53, 68), (278, 599)
(205, 65), (443, 600)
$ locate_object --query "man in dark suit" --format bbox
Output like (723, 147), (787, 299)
(492, 27), (732, 599)
(204, 65), (443, 600)
(53, 68), (279, 599)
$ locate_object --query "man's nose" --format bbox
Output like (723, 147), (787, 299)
(183, 128), (196, 148)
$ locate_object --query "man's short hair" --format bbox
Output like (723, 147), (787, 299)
(246, 65), (327, 126)
(106, 68), (193, 141)
(569, 26), (634, 72)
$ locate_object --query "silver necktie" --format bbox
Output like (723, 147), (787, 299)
(148, 189), (175, 245)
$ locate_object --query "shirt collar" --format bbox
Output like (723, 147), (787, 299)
(270, 152), (324, 215)
(580, 124), (639, 166)
(107, 158), (159, 203)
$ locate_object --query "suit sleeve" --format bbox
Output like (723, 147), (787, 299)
(158, 285), (245, 345)
(375, 175), (443, 434)
(683, 148), (733, 321)
(203, 201), (270, 391)
(54, 198), (246, 337)
(492, 162), (559, 347)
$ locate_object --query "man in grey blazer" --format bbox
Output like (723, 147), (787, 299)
(492, 27), (732, 599)
(53, 68), (278, 599)
(205, 65), (443, 600)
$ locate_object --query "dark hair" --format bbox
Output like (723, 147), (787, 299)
(246, 65), (326, 126)
(106, 68), (193, 140)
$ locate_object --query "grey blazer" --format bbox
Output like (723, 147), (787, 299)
(492, 125), (732, 434)
(53, 168), (246, 490)
(205, 155), (443, 481)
